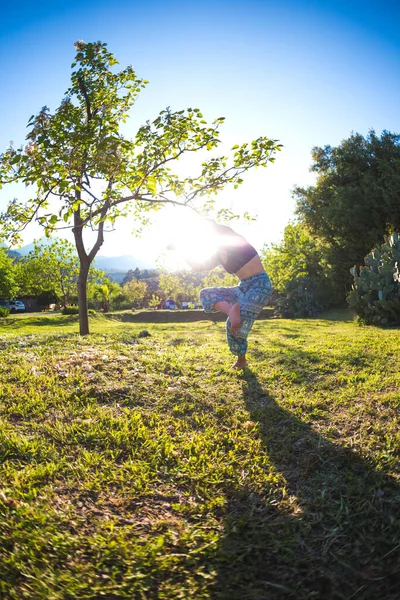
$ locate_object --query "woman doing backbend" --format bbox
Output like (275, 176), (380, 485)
(170, 219), (272, 369)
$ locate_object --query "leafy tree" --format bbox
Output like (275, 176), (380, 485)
(260, 221), (340, 308)
(157, 272), (186, 305)
(294, 130), (400, 300)
(157, 270), (206, 306)
(90, 279), (122, 312)
(148, 294), (161, 309)
(0, 41), (281, 334)
(0, 247), (18, 299)
(261, 222), (326, 293)
(16, 239), (104, 308)
(122, 279), (148, 307)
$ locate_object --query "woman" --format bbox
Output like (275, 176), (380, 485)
(170, 219), (272, 369)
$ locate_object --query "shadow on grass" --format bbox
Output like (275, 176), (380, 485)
(213, 370), (400, 600)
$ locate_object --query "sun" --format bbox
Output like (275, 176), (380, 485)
(166, 212), (220, 267)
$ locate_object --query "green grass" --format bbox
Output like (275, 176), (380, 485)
(0, 311), (399, 599)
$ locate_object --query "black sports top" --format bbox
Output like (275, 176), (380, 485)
(213, 224), (258, 274)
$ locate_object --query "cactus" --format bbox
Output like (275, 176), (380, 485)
(348, 233), (400, 325)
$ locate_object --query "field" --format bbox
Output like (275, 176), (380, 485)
(0, 311), (399, 599)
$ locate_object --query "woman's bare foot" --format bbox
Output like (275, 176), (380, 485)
(232, 355), (247, 369)
(228, 303), (241, 335)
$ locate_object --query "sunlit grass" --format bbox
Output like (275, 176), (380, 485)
(0, 311), (399, 599)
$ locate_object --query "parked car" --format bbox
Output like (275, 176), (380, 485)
(0, 300), (26, 313)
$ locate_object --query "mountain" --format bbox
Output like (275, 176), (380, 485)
(14, 239), (155, 275)
(0, 244), (21, 260)
(17, 238), (54, 256)
(93, 255), (153, 272)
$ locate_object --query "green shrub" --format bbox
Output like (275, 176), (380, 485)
(0, 307), (10, 318)
(62, 307), (97, 316)
(114, 300), (133, 311)
(273, 276), (322, 318)
(62, 306), (79, 315)
(348, 233), (400, 325)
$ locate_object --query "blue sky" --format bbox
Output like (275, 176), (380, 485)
(1, 0), (399, 264)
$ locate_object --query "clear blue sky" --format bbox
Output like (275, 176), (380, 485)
(1, 0), (399, 262)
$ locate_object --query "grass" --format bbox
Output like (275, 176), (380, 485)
(0, 310), (399, 599)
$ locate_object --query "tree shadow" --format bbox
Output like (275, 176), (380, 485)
(212, 370), (400, 600)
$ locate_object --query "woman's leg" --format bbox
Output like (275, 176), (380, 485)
(199, 286), (239, 317)
(226, 274), (273, 368)
(213, 301), (241, 334)
(200, 286), (243, 366)
(226, 315), (253, 368)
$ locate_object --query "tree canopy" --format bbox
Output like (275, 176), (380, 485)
(0, 247), (18, 299)
(293, 130), (400, 299)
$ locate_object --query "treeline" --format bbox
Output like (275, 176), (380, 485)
(0, 239), (238, 313)
(262, 130), (400, 321)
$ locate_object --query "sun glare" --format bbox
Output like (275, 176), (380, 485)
(173, 221), (218, 261)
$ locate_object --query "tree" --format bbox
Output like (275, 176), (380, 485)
(0, 41), (281, 334)
(16, 239), (104, 308)
(260, 221), (334, 297)
(148, 294), (162, 309)
(260, 222), (339, 315)
(122, 279), (148, 307)
(90, 279), (122, 312)
(158, 272), (186, 305)
(294, 130), (400, 300)
(0, 247), (18, 299)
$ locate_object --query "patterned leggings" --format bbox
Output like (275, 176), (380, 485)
(199, 272), (272, 356)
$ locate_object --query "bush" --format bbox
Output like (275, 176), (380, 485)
(273, 276), (322, 318)
(348, 233), (400, 325)
(0, 307), (10, 318)
(62, 307), (97, 316)
(62, 306), (79, 315)
(114, 301), (133, 311)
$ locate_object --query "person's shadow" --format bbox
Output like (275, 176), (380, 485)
(212, 370), (400, 599)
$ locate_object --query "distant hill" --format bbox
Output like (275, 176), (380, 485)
(17, 238), (54, 256)
(6, 249), (21, 260)
(93, 254), (153, 272)
(13, 239), (155, 277)
(0, 244), (22, 260)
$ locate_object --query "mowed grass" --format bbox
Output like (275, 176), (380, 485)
(0, 311), (399, 599)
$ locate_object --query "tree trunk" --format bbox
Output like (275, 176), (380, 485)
(77, 261), (90, 335)
(73, 195), (108, 335)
